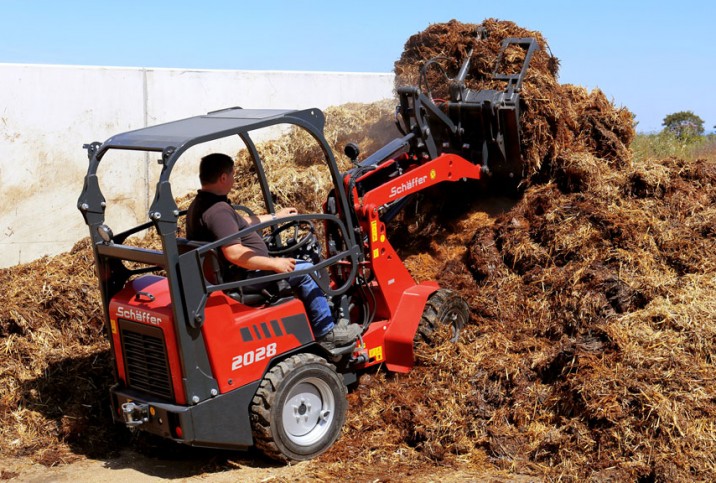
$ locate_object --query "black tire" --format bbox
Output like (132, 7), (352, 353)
(250, 353), (347, 462)
(414, 289), (469, 346)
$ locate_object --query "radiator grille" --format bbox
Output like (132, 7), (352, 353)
(119, 320), (173, 400)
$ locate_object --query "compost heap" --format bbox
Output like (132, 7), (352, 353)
(1, 18), (715, 482)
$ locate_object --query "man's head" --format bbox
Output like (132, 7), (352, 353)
(199, 153), (234, 193)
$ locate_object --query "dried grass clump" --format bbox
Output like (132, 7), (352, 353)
(0, 239), (120, 464)
(562, 84), (635, 165)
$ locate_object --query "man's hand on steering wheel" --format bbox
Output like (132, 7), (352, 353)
(275, 207), (298, 218)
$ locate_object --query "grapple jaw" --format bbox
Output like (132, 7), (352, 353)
(396, 37), (539, 185)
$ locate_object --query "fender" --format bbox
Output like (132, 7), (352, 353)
(382, 282), (439, 373)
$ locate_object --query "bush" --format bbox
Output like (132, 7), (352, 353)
(631, 131), (715, 162)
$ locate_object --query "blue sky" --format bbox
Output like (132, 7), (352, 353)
(2, 0), (714, 133)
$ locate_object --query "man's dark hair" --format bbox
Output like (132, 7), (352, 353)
(199, 153), (234, 185)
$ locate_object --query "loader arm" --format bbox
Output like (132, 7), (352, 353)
(337, 37), (538, 370)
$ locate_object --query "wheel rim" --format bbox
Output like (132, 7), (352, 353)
(282, 377), (335, 446)
(439, 306), (466, 343)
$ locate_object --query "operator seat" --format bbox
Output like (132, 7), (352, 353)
(177, 238), (292, 306)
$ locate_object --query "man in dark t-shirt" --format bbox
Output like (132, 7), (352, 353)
(186, 153), (361, 349)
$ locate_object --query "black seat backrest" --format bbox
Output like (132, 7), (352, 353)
(176, 238), (293, 307)
(177, 238), (223, 285)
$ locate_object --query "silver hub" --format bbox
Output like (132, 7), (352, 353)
(282, 377), (335, 446)
(441, 310), (463, 342)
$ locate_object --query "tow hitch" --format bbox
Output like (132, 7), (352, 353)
(121, 401), (149, 427)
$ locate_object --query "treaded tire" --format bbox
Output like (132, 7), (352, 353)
(414, 289), (469, 345)
(250, 353), (347, 462)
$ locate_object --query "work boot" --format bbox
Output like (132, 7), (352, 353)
(318, 322), (362, 350)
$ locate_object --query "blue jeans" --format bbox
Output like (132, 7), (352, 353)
(286, 260), (334, 338)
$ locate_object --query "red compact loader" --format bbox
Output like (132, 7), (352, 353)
(78, 36), (537, 461)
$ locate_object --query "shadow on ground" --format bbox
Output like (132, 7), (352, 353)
(18, 350), (282, 477)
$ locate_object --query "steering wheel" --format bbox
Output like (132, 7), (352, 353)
(264, 219), (316, 256)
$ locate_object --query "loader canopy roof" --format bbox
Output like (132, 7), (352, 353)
(98, 107), (327, 163)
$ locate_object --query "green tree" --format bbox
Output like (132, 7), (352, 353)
(662, 111), (704, 139)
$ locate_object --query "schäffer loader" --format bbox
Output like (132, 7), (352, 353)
(78, 36), (537, 461)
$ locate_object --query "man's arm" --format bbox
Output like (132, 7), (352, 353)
(222, 244), (296, 273)
(241, 207), (297, 226)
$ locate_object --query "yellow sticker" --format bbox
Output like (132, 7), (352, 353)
(373, 248), (380, 259)
(369, 346), (384, 362)
(380, 234), (386, 243)
(110, 319), (117, 334)
(371, 220), (378, 242)
(430, 169), (437, 180)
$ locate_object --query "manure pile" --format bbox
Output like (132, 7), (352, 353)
(1, 18), (715, 482)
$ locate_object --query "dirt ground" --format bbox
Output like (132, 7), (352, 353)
(0, 451), (539, 482)
(1, 451), (310, 483)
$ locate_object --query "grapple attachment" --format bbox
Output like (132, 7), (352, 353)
(396, 36), (539, 185)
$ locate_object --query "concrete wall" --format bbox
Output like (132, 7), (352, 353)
(0, 64), (394, 267)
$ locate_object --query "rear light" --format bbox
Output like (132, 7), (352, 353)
(169, 412), (184, 439)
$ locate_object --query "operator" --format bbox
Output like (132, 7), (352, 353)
(186, 153), (361, 350)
